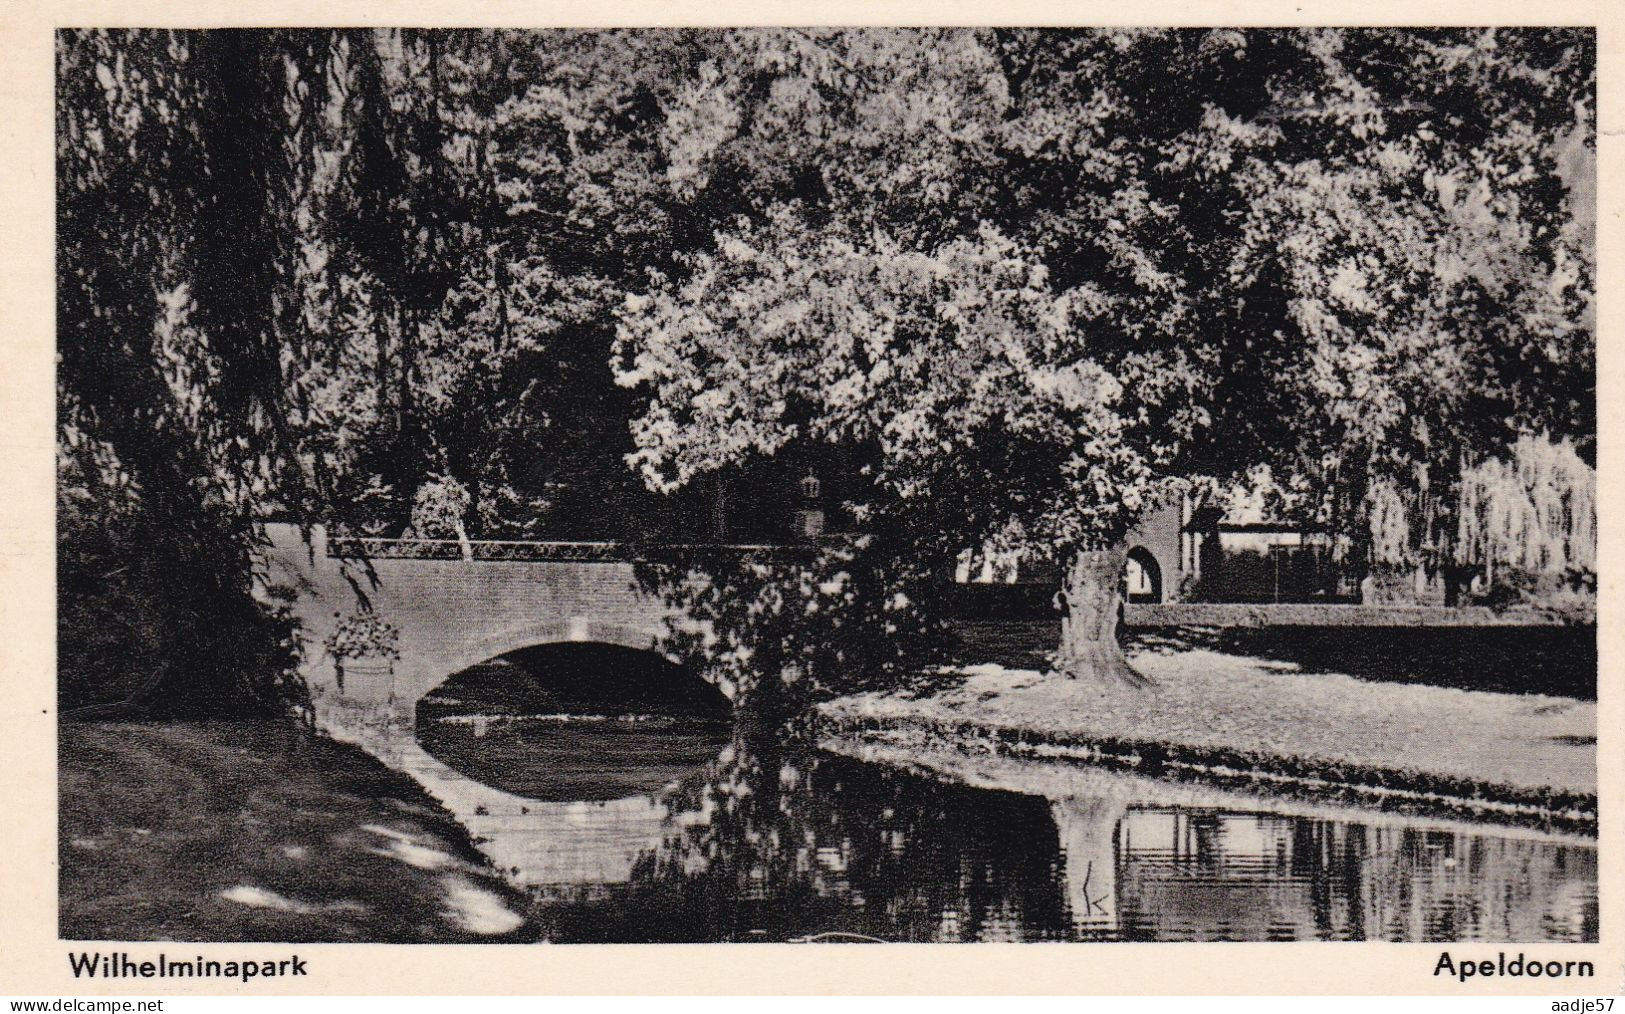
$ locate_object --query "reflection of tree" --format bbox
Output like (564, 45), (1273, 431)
(508, 732), (1597, 943)
(1050, 797), (1128, 936)
(532, 723), (1078, 942)
(1359, 828), (1598, 943)
(666, 724), (1082, 942)
(1110, 811), (1597, 943)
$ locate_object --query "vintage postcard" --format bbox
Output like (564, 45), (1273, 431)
(0, 0), (1619, 997)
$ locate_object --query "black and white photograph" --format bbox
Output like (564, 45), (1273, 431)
(29, 17), (1607, 976)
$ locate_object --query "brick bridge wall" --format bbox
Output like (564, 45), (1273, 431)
(262, 523), (724, 729)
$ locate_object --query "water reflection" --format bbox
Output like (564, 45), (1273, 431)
(414, 716), (1597, 944)
(1113, 811), (1596, 942)
(423, 713), (731, 802)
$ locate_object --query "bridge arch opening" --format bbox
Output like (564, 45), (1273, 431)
(421, 641), (730, 723)
(415, 642), (732, 802)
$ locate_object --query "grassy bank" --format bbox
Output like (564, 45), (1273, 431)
(819, 622), (1597, 833)
(59, 720), (538, 942)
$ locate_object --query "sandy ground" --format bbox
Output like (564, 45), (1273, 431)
(59, 720), (537, 942)
(820, 622), (1597, 801)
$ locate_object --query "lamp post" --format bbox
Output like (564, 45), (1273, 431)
(793, 471), (824, 541)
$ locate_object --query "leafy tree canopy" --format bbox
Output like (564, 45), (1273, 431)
(57, 28), (1595, 704)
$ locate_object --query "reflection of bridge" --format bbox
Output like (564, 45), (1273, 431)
(263, 524), (783, 731)
(361, 732), (681, 892)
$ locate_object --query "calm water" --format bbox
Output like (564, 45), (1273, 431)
(416, 712), (1598, 944)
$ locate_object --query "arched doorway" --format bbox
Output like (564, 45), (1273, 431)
(1124, 546), (1163, 604)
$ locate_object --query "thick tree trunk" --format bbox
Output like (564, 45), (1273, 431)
(1055, 548), (1148, 686)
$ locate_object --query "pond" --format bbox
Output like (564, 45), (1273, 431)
(414, 661), (1598, 944)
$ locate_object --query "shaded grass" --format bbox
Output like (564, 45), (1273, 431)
(946, 620), (1597, 699)
(1158, 625), (1595, 700)
(59, 720), (539, 942)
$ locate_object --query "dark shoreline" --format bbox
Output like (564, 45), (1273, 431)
(815, 710), (1598, 837)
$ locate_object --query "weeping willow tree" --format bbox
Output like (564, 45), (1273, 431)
(1457, 435), (1595, 583)
(57, 30), (352, 715)
(1363, 434), (1594, 608)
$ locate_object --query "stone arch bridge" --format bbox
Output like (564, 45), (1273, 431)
(265, 520), (1422, 735)
(262, 523), (792, 732)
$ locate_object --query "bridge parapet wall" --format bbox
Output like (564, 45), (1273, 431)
(260, 523), (740, 733)
(324, 534), (802, 564)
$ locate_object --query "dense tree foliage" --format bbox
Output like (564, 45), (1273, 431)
(612, 28), (1595, 674)
(57, 28), (1594, 710)
(58, 30), (336, 714)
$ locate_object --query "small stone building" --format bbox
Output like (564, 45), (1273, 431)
(949, 494), (1343, 606)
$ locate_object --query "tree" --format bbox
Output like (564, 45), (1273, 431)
(1223, 31), (1592, 596)
(614, 27), (1596, 681)
(613, 29), (1223, 681)
(328, 29), (709, 541)
(616, 209), (1153, 681)
(993, 28), (1595, 596)
(57, 28), (1594, 708)
(57, 29), (348, 714)
(442, 29), (685, 539)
